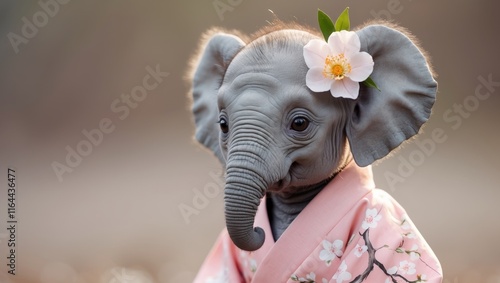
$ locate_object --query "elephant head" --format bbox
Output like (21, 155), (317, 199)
(187, 22), (436, 251)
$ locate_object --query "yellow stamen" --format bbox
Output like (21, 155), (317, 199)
(322, 53), (351, 80)
(332, 65), (344, 77)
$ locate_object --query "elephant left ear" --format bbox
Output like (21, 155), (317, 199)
(347, 24), (437, 166)
(188, 30), (247, 166)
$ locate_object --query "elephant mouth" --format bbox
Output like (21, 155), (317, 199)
(267, 173), (292, 193)
(266, 162), (316, 194)
(268, 173), (336, 199)
(266, 161), (297, 193)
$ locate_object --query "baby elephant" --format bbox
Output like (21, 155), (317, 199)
(188, 19), (442, 283)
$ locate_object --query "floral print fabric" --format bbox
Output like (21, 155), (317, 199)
(193, 163), (442, 283)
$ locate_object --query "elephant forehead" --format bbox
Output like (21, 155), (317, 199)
(218, 73), (279, 112)
(218, 71), (311, 111)
(223, 72), (280, 95)
(224, 27), (316, 92)
(221, 56), (309, 105)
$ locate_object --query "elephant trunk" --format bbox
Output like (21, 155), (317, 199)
(224, 153), (270, 251)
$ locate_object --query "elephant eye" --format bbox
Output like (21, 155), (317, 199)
(218, 117), (229, 133)
(290, 116), (309, 132)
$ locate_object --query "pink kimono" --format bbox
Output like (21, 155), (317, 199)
(193, 163), (443, 283)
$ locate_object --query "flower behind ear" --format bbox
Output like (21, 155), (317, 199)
(303, 30), (374, 99)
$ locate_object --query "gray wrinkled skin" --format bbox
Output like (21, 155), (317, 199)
(219, 30), (352, 248)
(189, 24), (437, 251)
(220, 31), (352, 190)
(266, 175), (335, 240)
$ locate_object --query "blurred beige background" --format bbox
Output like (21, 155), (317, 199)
(0, 1), (499, 282)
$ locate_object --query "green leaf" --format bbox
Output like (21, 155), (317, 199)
(318, 9), (335, 41)
(334, 7), (350, 31)
(362, 76), (381, 91)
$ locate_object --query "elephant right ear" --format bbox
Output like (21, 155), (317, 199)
(187, 30), (246, 165)
(346, 24), (437, 167)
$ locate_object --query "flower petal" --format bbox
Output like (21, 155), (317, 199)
(348, 52), (374, 82)
(303, 39), (330, 68)
(319, 250), (333, 262)
(387, 266), (398, 275)
(366, 208), (377, 217)
(322, 240), (331, 249)
(333, 239), (343, 250)
(339, 271), (352, 281)
(306, 67), (332, 92)
(331, 78), (359, 99)
(328, 30), (360, 57)
(306, 272), (316, 280)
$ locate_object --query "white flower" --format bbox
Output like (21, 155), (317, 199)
(387, 266), (398, 275)
(409, 244), (421, 261)
(332, 260), (352, 283)
(400, 214), (412, 230)
(249, 258), (257, 272)
(303, 30), (374, 99)
(403, 231), (417, 239)
(361, 208), (382, 230)
(319, 239), (344, 265)
(398, 260), (416, 275)
(417, 274), (428, 282)
(353, 244), (368, 257)
(306, 272), (316, 281)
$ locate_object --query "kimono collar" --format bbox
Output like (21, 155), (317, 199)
(252, 161), (375, 281)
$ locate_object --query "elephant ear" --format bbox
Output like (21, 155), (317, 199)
(188, 30), (246, 165)
(347, 24), (437, 166)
